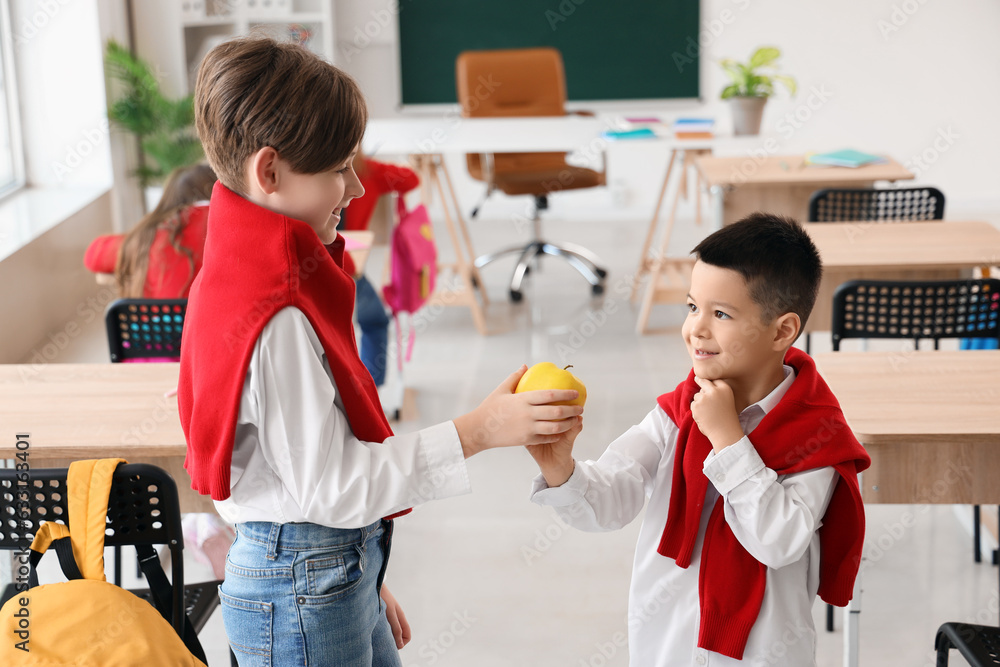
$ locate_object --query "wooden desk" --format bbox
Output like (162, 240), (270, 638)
(805, 220), (1000, 332)
(815, 350), (1000, 504)
(636, 221), (1000, 334)
(0, 362), (212, 512)
(814, 349), (1000, 667)
(694, 154), (914, 228)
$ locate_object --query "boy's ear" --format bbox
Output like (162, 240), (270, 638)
(772, 312), (801, 350)
(249, 146), (280, 195)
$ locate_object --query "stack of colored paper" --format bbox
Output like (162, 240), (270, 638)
(673, 118), (714, 139)
(804, 149), (887, 168)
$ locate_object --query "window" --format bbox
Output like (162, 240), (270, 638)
(0, 0), (24, 199)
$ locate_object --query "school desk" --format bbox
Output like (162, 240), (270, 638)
(635, 221), (1000, 334)
(814, 349), (1000, 666)
(693, 154), (915, 229)
(0, 362), (211, 513)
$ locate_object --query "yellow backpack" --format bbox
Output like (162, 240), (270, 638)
(0, 459), (208, 666)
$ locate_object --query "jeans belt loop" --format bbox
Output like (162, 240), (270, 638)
(266, 523), (282, 560)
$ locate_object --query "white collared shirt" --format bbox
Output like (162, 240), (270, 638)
(214, 306), (471, 528)
(531, 366), (839, 667)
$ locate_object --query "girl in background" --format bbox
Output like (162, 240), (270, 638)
(84, 163), (232, 579)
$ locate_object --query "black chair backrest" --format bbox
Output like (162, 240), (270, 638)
(0, 463), (185, 630)
(831, 278), (1000, 351)
(105, 298), (187, 362)
(808, 187), (945, 222)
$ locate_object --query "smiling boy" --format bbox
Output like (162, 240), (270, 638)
(528, 213), (871, 666)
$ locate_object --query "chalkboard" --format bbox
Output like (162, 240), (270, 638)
(398, 0), (700, 106)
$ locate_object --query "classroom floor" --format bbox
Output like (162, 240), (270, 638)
(44, 201), (1000, 666)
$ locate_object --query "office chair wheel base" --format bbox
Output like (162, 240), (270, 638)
(596, 268), (608, 279)
(510, 289), (524, 303)
(591, 283), (605, 296)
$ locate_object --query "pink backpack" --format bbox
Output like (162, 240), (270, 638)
(382, 197), (437, 361)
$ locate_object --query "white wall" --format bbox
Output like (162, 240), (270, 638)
(333, 0), (1000, 218)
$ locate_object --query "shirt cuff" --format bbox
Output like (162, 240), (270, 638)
(702, 436), (767, 495)
(418, 421), (472, 500)
(529, 460), (586, 507)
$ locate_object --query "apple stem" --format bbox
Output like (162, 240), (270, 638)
(563, 365), (573, 370)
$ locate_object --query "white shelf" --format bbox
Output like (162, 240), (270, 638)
(133, 1), (337, 97)
(247, 13), (325, 24)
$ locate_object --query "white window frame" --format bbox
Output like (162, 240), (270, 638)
(0, 0), (25, 201)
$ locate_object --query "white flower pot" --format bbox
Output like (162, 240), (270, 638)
(730, 97), (768, 136)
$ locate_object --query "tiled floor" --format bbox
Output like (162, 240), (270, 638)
(39, 202), (1000, 666)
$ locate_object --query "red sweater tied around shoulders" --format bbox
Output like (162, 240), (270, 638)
(178, 183), (399, 510)
(656, 347), (870, 660)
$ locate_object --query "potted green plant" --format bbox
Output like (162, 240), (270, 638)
(104, 40), (203, 194)
(719, 46), (797, 136)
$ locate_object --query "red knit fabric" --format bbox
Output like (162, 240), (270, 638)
(656, 347), (870, 660)
(341, 159), (419, 231)
(178, 183), (396, 502)
(83, 205), (209, 298)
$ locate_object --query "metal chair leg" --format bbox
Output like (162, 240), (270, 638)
(974, 505), (981, 563)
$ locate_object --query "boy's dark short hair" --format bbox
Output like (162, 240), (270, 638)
(692, 212), (823, 328)
(194, 35), (367, 195)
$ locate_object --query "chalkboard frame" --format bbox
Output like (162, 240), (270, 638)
(397, 0), (701, 107)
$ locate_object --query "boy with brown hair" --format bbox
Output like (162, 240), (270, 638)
(529, 213), (870, 666)
(178, 36), (583, 666)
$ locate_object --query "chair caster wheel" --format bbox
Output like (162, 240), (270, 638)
(393, 409), (401, 421)
(596, 268), (608, 279)
(592, 283), (605, 296)
(523, 265), (531, 276)
(510, 290), (523, 302)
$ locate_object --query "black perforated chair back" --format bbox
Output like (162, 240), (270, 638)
(0, 464), (186, 631)
(831, 278), (1000, 351)
(104, 298), (187, 362)
(808, 187), (945, 222)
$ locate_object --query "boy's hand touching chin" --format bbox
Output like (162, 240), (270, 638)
(691, 376), (744, 453)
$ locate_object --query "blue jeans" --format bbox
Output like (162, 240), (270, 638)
(220, 520), (400, 667)
(355, 275), (390, 386)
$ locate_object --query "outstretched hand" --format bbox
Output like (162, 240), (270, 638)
(691, 376), (744, 453)
(525, 413), (583, 488)
(453, 366), (585, 459)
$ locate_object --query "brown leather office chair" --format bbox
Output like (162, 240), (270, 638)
(456, 47), (607, 301)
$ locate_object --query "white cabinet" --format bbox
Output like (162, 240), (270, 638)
(132, 0), (336, 98)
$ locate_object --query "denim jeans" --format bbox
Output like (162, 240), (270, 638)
(355, 275), (390, 386)
(220, 519), (400, 667)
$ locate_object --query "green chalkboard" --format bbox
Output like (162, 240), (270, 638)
(398, 0), (701, 105)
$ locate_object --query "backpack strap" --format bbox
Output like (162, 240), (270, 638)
(135, 544), (208, 664)
(28, 523), (82, 587)
(66, 458), (127, 581)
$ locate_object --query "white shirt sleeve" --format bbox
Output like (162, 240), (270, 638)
(703, 437), (839, 569)
(223, 306), (471, 528)
(529, 406), (671, 532)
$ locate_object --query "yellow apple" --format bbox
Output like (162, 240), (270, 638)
(514, 362), (587, 406)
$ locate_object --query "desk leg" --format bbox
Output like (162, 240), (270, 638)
(709, 185), (725, 231)
(636, 172), (686, 334)
(631, 149), (678, 302)
(420, 154), (489, 335)
(437, 157), (489, 306)
(843, 564), (862, 667)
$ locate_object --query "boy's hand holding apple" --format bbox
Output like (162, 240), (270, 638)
(452, 364), (584, 459)
(516, 363), (587, 488)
